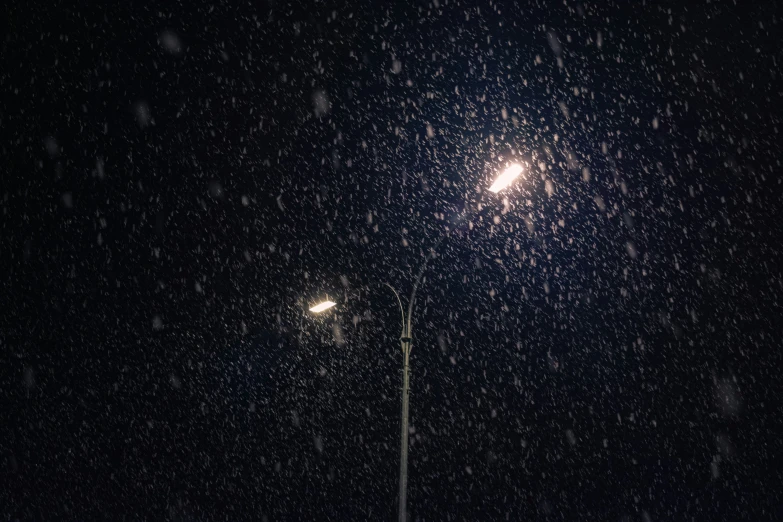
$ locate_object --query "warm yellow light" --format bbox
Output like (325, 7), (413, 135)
(309, 300), (336, 313)
(489, 163), (524, 193)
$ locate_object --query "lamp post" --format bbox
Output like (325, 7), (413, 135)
(309, 163), (524, 522)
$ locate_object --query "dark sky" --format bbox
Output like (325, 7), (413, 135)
(2, 1), (781, 520)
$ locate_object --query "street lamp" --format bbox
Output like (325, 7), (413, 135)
(394, 163), (523, 521)
(308, 162), (524, 522)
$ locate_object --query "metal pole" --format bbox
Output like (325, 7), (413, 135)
(395, 205), (479, 521)
(398, 335), (412, 522)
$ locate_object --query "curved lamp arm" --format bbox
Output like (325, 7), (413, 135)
(405, 201), (487, 339)
(382, 282), (406, 338)
(406, 232), (448, 338)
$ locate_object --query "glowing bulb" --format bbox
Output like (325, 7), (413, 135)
(309, 300), (336, 313)
(489, 163), (524, 193)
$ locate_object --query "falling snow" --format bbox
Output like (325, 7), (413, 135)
(1, 1), (780, 521)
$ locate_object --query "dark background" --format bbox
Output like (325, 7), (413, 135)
(2, 0), (781, 520)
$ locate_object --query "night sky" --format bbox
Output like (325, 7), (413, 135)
(2, 1), (781, 520)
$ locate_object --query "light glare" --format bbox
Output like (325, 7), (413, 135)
(489, 163), (523, 193)
(309, 300), (336, 313)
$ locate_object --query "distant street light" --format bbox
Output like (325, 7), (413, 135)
(305, 162), (523, 522)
